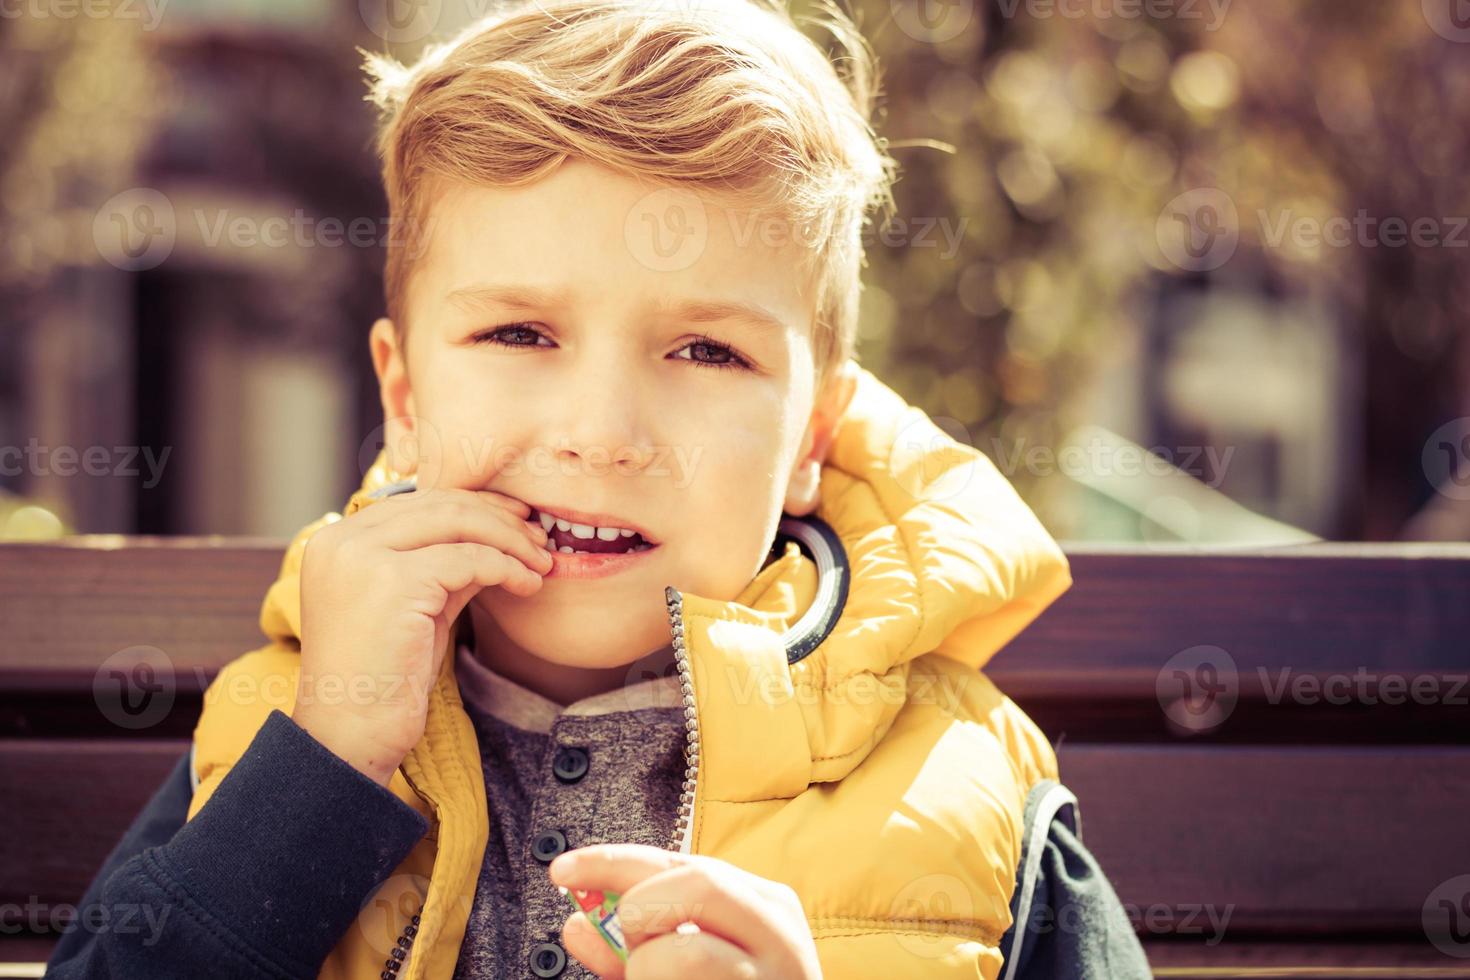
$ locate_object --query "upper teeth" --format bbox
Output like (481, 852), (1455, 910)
(538, 511), (639, 541)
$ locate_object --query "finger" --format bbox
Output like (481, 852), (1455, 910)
(373, 497), (553, 574)
(374, 488), (545, 544)
(548, 843), (699, 896)
(561, 910), (627, 980)
(359, 487), (533, 526)
(409, 541), (546, 598)
(624, 930), (755, 980)
(617, 863), (785, 958)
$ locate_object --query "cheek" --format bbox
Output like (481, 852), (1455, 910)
(415, 401), (525, 488)
(680, 412), (784, 495)
(672, 415), (794, 579)
(412, 351), (544, 475)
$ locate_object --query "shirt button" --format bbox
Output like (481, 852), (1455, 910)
(553, 746), (590, 783)
(529, 941), (567, 978)
(532, 828), (569, 863)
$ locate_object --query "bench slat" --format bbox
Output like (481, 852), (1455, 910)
(5, 540), (1470, 685)
(1058, 744), (1470, 934)
(0, 740), (186, 903)
(0, 538), (282, 679)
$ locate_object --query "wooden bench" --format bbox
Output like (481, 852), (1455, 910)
(3, 538), (1469, 978)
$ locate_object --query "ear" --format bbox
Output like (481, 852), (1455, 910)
(368, 317), (422, 479)
(783, 359), (859, 517)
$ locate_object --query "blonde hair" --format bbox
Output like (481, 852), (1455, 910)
(362, 0), (898, 394)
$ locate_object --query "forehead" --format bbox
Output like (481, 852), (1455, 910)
(407, 161), (818, 335)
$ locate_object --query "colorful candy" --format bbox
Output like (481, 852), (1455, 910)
(560, 886), (629, 963)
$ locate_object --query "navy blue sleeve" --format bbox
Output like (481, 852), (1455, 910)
(44, 708), (430, 980)
(998, 781), (1152, 980)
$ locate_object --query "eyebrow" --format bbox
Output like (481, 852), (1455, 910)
(444, 283), (790, 336)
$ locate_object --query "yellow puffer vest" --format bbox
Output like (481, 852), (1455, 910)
(187, 361), (1071, 979)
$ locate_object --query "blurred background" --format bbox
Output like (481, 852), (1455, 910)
(1, 0), (1467, 545)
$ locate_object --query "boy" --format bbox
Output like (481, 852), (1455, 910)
(46, 0), (1149, 977)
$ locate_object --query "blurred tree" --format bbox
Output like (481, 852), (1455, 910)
(824, 0), (1470, 540)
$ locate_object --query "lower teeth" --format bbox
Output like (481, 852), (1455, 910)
(554, 543), (652, 555)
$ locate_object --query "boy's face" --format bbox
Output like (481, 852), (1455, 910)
(370, 159), (855, 687)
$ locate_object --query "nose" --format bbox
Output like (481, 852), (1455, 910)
(548, 356), (658, 478)
(553, 433), (653, 476)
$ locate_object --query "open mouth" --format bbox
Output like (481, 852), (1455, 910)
(530, 507), (658, 556)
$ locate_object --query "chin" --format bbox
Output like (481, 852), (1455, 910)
(474, 592), (671, 671)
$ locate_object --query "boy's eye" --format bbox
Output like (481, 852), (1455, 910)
(472, 324), (752, 372)
(672, 336), (752, 372)
(472, 323), (547, 348)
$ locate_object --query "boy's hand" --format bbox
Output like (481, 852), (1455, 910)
(292, 487), (553, 786)
(550, 843), (823, 979)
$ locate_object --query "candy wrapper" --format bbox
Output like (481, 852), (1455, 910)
(561, 886), (629, 963)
